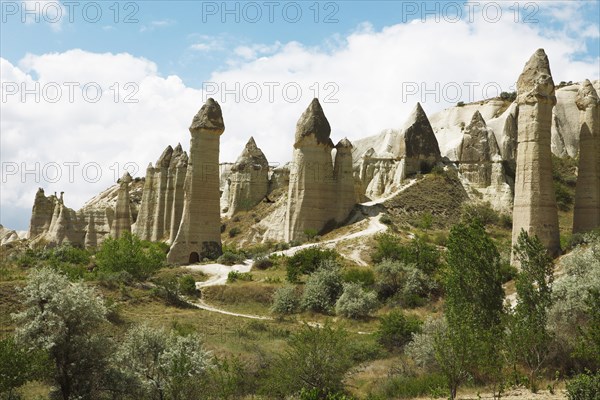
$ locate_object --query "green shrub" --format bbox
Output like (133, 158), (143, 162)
(179, 275), (198, 296)
(286, 247), (339, 282)
(567, 371), (600, 400)
(376, 310), (422, 351)
(218, 251), (246, 266)
(335, 283), (378, 319)
(253, 256), (274, 270)
(461, 202), (500, 226)
(227, 271), (253, 283)
(380, 215), (393, 225)
(303, 229), (319, 241)
(96, 232), (165, 280)
(301, 267), (343, 313)
(271, 286), (300, 315)
(379, 372), (447, 399)
(343, 268), (375, 287)
(229, 227), (242, 237)
(555, 182), (574, 211)
(372, 235), (440, 274)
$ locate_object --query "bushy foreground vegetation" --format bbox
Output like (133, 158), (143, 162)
(2, 223), (600, 399)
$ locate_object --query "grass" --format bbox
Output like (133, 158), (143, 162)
(384, 171), (468, 230)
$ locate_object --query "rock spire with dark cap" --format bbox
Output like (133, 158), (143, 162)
(512, 49), (561, 260)
(294, 98), (332, 146)
(168, 98), (225, 264)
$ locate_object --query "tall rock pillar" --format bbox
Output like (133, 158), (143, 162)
(573, 79), (600, 233)
(285, 98), (335, 241)
(111, 172), (132, 239)
(334, 138), (356, 223)
(512, 49), (560, 258)
(168, 98), (224, 264)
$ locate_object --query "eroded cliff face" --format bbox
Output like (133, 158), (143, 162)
(0, 225), (20, 245)
(353, 102), (442, 200)
(512, 48), (561, 258)
(168, 98), (224, 264)
(573, 79), (600, 233)
(27, 178), (143, 248)
(134, 145), (188, 242)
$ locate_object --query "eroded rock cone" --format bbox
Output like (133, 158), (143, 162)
(512, 49), (561, 259)
(573, 79), (600, 233)
(225, 137), (270, 216)
(111, 172), (133, 239)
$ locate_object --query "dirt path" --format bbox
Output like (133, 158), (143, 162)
(183, 181), (418, 321)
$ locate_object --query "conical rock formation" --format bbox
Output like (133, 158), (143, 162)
(512, 49), (561, 258)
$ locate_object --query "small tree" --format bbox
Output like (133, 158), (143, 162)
(335, 283), (378, 319)
(510, 230), (555, 392)
(0, 337), (48, 399)
(12, 268), (109, 400)
(271, 286), (300, 316)
(376, 310), (422, 351)
(96, 231), (165, 280)
(286, 247), (339, 282)
(301, 267), (343, 314)
(263, 324), (352, 397)
(116, 324), (212, 400)
(442, 220), (505, 399)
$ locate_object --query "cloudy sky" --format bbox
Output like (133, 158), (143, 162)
(1, 0), (599, 231)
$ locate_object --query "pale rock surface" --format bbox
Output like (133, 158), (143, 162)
(573, 79), (600, 233)
(0, 224), (19, 245)
(285, 99), (337, 242)
(222, 137), (269, 217)
(168, 98), (224, 264)
(458, 111), (513, 212)
(512, 49), (561, 258)
(111, 172), (133, 239)
(169, 153), (188, 244)
(352, 103), (441, 200)
(334, 138), (356, 223)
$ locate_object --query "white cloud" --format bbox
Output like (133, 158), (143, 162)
(139, 19), (175, 33)
(2, 5), (599, 230)
(189, 35), (226, 52)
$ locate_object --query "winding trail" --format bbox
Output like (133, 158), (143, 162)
(184, 181), (417, 322)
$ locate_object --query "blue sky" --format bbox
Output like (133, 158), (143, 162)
(1, 0), (600, 232)
(2, 1), (598, 87)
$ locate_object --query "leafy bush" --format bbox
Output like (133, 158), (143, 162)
(301, 267), (343, 313)
(555, 181), (574, 211)
(380, 214), (393, 225)
(371, 235), (440, 274)
(218, 251), (246, 266)
(286, 247), (339, 282)
(253, 256), (274, 270)
(179, 275), (198, 296)
(461, 202), (500, 226)
(335, 283), (378, 319)
(399, 265), (438, 307)
(260, 324), (352, 398)
(303, 229), (319, 241)
(0, 337), (48, 397)
(567, 371), (600, 400)
(115, 324), (211, 400)
(229, 227), (242, 237)
(405, 317), (445, 371)
(376, 310), (422, 351)
(227, 270), (253, 283)
(271, 286), (300, 315)
(343, 267), (375, 287)
(96, 232), (165, 280)
(378, 372), (447, 399)
(374, 259), (406, 299)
